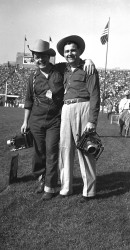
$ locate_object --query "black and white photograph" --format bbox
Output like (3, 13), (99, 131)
(0, 0), (130, 249)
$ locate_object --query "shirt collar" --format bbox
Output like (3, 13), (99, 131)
(35, 63), (54, 76)
(66, 59), (84, 71)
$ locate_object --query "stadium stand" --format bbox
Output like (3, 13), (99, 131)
(0, 64), (34, 107)
(0, 56), (130, 109)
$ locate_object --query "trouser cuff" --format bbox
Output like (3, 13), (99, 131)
(44, 185), (56, 193)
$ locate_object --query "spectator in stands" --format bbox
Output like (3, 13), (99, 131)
(21, 39), (95, 200)
(106, 98), (113, 120)
(119, 90), (130, 136)
(119, 90), (130, 114)
(115, 102), (119, 114)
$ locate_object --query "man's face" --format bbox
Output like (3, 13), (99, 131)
(63, 43), (80, 66)
(33, 52), (50, 69)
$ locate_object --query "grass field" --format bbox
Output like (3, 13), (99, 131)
(0, 107), (130, 250)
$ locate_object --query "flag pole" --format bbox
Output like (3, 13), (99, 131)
(104, 17), (110, 79)
(5, 81), (8, 103)
(49, 36), (51, 47)
(24, 35), (26, 57)
(49, 36), (55, 65)
(103, 17), (110, 112)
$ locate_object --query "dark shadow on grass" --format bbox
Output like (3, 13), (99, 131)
(15, 174), (38, 183)
(13, 175), (61, 188)
(73, 177), (83, 194)
(73, 171), (130, 199)
(8, 171), (130, 200)
(0, 175), (37, 192)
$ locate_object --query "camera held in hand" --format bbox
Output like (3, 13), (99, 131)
(76, 130), (104, 160)
(7, 129), (33, 151)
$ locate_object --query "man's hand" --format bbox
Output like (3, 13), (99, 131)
(85, 122), (96, 132)
(84, 59), (95, 75)
(21, 122), (28, 134)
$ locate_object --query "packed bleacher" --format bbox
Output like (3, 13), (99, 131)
(99, 69), (130, 112)
(0, 64), (130, 110)
(0, 64), (34, 106)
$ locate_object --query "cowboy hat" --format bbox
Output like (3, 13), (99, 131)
(124, 90), (130, 96)
(57, 35), (85, 57)
(29, 39), (56, 57)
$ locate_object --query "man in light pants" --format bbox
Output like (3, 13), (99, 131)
(57, 35), (100, 200)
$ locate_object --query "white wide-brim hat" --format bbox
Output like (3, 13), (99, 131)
(57, 35), (85, 57)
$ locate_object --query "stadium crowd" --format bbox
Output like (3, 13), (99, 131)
(0, 64), (130, 111)
(0, 64), (33, 106)
(99, 69), (130, 112)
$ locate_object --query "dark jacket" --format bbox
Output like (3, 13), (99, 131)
(24, 65), (64, 122)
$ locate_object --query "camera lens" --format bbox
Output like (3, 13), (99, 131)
(7, 139), (14, 146)
(87, 141), (97, 154)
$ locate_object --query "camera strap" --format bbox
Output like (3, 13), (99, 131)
(32, 71), (43, 105)
(32, 71), (37, 101)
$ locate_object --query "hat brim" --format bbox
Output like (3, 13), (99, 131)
(57, 35), (85, 57)
(29, 47), (56, 57)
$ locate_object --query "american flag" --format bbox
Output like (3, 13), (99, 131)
(100, 21), (109, 45)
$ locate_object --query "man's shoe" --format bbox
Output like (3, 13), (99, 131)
(41, 192), (54, 200)
(35, 180), (45, 194)
(59, 194), (71, 198)
(80, 195), (96, 203)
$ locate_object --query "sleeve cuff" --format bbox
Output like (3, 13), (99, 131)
(24, 101), (33, 109)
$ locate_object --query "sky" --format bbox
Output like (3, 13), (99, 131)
(0, 0), (130, 69)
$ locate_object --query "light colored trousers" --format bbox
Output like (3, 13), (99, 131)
(59, 102), (96, 197)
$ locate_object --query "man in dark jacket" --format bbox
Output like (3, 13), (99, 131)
(21, 39), (64, 200)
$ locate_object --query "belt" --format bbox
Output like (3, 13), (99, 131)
(64, 98), (89, 105)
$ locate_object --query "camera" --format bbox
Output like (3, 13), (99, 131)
(7, 129), (33, 151)
(84, 138), (99, 155)
(76, 130), (104, 160)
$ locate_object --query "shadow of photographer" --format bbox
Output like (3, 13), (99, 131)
(73, 171), (130, 199)
(7, 169), (130, 201)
